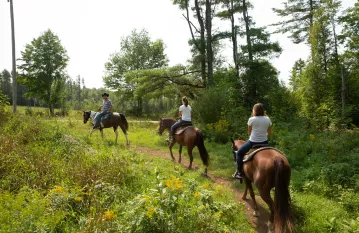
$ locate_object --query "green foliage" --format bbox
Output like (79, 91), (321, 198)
(17, 29), (69, 115)
(0, 187), (66, 232)
(0, 114), (252, 232)
(103, 29), (168, 116)
(117, 175), (251, 232)
(272, 0), (322, 44)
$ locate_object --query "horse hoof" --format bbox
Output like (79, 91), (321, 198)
(253, 211), (259, 217)
(242, 196), (248, 200)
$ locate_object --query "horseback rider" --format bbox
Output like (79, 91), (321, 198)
(233, 103), (272, 179)
(167, 96), (192, 143)
(94, 93), (112, 128)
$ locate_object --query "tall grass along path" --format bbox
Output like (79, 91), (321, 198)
(135, 146), (272, 233)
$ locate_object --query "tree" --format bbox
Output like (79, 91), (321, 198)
(18, 29), (69, 115)
(0, 69), (12, 100)
(103, 29), (168, 115)
(272, 0), (322, 45)
(339, 1), (359, 124)
(216, 0), (242, 75)
(173, 0), (219, 86)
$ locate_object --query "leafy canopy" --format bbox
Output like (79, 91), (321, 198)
(18, 29), (69, 113)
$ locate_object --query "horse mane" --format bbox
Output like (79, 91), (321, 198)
(161, 118), (176, 130)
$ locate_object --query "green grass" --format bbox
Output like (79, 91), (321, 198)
(0, 113), (253, 233)
(2, 108), (359, 232)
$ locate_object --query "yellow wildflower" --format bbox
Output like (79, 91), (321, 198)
(194, 192), (201, 199)
(310, 134), (316, 142)
(164, 176), (183, 191)
(249, 229), (255, 233)
(103, 210), (116, 221)
(203, 183), (211, 189)
(74, 197), (82, 202)
(145, 206), (157, 219)
(53, 185), (64, 193)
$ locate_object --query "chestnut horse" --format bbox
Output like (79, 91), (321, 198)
(159, 118), (209, 175)
(83, 111), (129, 145)
(231, 139), (293, 233)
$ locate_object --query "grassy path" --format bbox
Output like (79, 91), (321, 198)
(135, 145), (272, 233)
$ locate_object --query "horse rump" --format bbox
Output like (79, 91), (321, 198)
(119, 113), (129, 131)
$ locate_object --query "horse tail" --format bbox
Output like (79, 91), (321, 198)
(119, 113), (129, 131)
(196, 130), (209, 167)
(274, 159), (293, 233)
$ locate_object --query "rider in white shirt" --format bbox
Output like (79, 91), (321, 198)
(233, 103), (272, 179)
(168, 96), (192, 143)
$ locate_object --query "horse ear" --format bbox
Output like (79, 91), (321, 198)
(230, 138), (235, 144)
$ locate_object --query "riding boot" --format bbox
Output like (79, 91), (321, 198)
(166, 136), (174, 143)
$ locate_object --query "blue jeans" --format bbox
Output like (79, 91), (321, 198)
(236, 140), (268, 173)
(94, 111), (106, 128)
(170, 120), (191, 136)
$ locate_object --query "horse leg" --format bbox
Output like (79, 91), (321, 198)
(242, 184), (248, 200)
(114, 127), (119, 144)
(119, 124), (129, 145)
(89, 128), (95, 136)
(245, 178), (259, 216)
(259, 187), (275, 223)
(100, 129), (104, 140)
(169, 143), (175, 161)
(178, 146), (183, 164)
(188, 146), (194, 169)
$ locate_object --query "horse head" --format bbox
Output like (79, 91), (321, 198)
(158, 118), (164, 135)
(231, 138), (237, 162)
(83, 111), (91, 124)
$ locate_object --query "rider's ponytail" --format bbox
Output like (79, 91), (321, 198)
(182, 96), (189, 107)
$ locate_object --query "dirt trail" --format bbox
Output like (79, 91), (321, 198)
(135, 146), (272, 233)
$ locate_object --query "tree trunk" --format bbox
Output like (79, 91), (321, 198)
(309, 0), (314, 28)
(331, 17), (339, 64)
(309, 0), (315, 57)
(341, 65), (345, 117)
(49, 106), (54, 116)
(205, 0), (213, 86)
(242, 0), (253, 61)
(194, 0), (207, 85)
(230, 0), (239, 76)
(9, 0), (17, 113)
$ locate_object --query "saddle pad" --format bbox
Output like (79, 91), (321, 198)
(243, 147), (286, 163)
(175, 126), (194, 135)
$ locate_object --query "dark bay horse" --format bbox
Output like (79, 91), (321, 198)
(83, 111), (129, 145)
(231, 139), (293, 233)
(159, 118), (209, 175)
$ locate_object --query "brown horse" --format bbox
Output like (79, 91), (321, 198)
(231, 139), (293, 233)
(83, 111), (129, 145)
(159, 118), (209, 175)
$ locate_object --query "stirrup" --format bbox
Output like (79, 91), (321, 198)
(232, 172), (243, 180)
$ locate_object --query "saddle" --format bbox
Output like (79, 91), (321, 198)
(174, 123), (194, 135)
(243, 145), (285, 163)
(101, 112), (112, 121)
